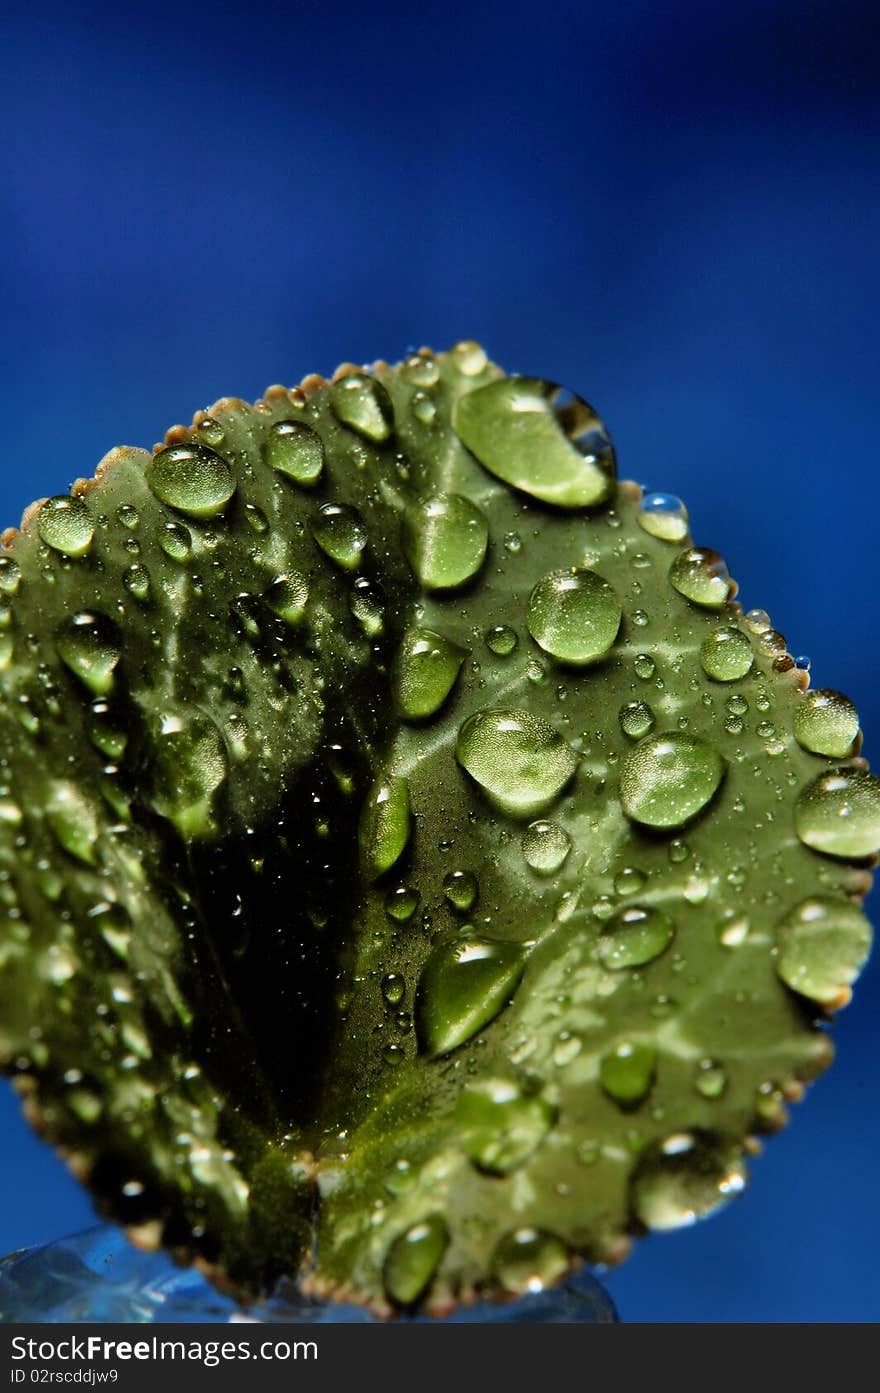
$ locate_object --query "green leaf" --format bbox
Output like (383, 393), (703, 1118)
(0, 343), (875, 1315)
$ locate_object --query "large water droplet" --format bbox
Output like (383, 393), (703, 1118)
(600, 1042), (656, 1107)
(630, 1132), (747, 1231)
(455, 1077), (555, 1175)
(492, 1228), (569, 1294)
(793, 689), (860, 758)
(329, 373), (394, 442)
(266, 419), (325, 486)
(416, 934), (526, 1056)
(456, 708), (579, 819)
(669, 547), (731, 609)
(383, 1215), (448, 1306)
(637, 492), (689, 542)
(699, 626), (753, 682)
(522, 820), (571, 873)
(526, 569), (621, 665)
(774, 895), (872, 1007)
(56, 612), (122, 696)
(392, 627), (467, 721)
(38, 497), (94, 557)
(148, 708), (229, 839)
(597, 905), (674, 969)
(402, 492), (488, 591)
(264, 573), (309, 626)
(313, 503), (368, 571)
(46, 781), (99, 865)
(359, 775), (411, 880)
(453, 377), (616, 509)
(620, 732), (725, 829)
(619, 701), (655, 739)
(794, 767), (880, 859)
(146, 443), (235, 519)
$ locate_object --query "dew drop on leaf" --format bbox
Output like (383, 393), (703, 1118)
(456, 708), (579, 818)
(774, 895), (872, 1005)
(699, 626), (753, 682)
(630, 1132), (747, 1231)
(522, 820), (571, 874)
(599, 1042), (656, 1106)
(597, 905), (674, 969)
(526, 569), (621, 665)
(38, 497), (94, 557)
(637, 492), (689, 542)
(793, 689), (860, 758)
(392, 627), (467, 721)
(455, 1077), (555, 1175)
(266, 419), (325, 487)
(55, 612), (122, 696)
(619, 700), (655, 739)
(416, 935), (526, 1056)
(146, 444), (236, 519)
(669, 547), (732, 609)
(312, 503), (368, 571)
(358, 775), (411, 880)
(329, 374), (394, 443)
(492, 1227), (569, 1294)
(402, 492), (488, 592)
(794, 767), (880, 859)
(383, 1215), (448, 1306)
(619, 732), (725, 830)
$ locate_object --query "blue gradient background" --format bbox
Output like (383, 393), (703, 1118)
(1, 0), (878, 1322)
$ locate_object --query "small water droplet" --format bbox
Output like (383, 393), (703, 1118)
(198, 416), (225, 447)
(453, 377), (616, 509)
(669, 547), (731, 609)
(264, 572), (309, 626)
(600, 1042), (656, 1107)
(350, 576), (386, 637)
(56, 612), (122, 696)
(359, 774), (411, 880)
(160, 521), (192, 562)
(457, 708), (579, 818)
(330, 373), (394, 442)
(383, 1215), (448, 1306)
(526, 568), (621, 665)
(0, 556), (22, 594)
(637, 492), (689, 542)
(382, 973), (406, 1006)
(492, 1228), (569, 1294)
(123, 563), (151, 602)
(266, 419), (325, 486)
(411, 392), (437, 424)
(402, 492), (488, 592)
(700, 626), (753, 682)
(775, 895), (872, 1005)
(385, 885), (420, 922)
(485, 624), (518, 656)
(620, 732), (725, 830)
(694, 1059), (727, 1099)
(443, 869), (478, 912)
(717, 912), (750, 948)
(597, 905), (674, 969)
(146, 443), (235, 518)
(793, 689), (860, 758)
(416, 934), (526, 1056)
(313, 503), (368, 571)
(401, 353), (440, 387)
(455, 1077), (554, 1175)
(633, 653), (656, 680)
(795, 767), (880, 859)
(38, 497), (94, 557)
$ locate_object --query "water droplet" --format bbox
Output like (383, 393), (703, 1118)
(146, 443), (235, 518)
(402, 353), (440, 387)
(86, 700), (128, 759)
(620, 732), (725, 830)
(148, 708), (229, 839)
(597, 905), (674, 970)
(383, 1215), (448, 1306)
(392, 626), (467, 721)
(619, 701), (655, 739)
(350, 576), (386, 637)
(123, 563), (151, 602)
(266, 419), (325, 486)
(526, 568), (621, 665)
(160, 521), (192, 562)
(775, 895), (872, 1005)
(313, 503), (368, 571)
(264, 572), (309, 626)
(385, 885), (420, 922)
(492, 1228), (569, 1294)
(600, 1042), (656, 1106)
(613, 866), (646, 896)
(485, 624), (518, 656)
(455, 1077), (554, 1176)
(402, 492), (488, 591)
(522, 820), (571, 873)
(793, 689), (860, 758)
(411, 392), (436, 424)
(443, 870), (478, 912)
(359, 775), (411, 880)
(416, 934), (526, 1056)
(56, 612), (122, 696)
(453, 377), (616, 509)
(700, 626), (753, 682)
(382, 973), (406, 1006)
(637, 492), (689, 542)
(694, 1059), (727, 1099)
(329, 373), (394, 442)
(630, 1131), (747, 1231)
(198, 416), (225, 447)
(38, 497), (94, 557)
(0, 556), (22, 594)
(633, 653), (656, 680)
(795, 767), (880, 859)
(456, 708), (579, 818)
(451, 340), (488, 376)
(46, 781), (99, 865)
(717, 912), (750, 948)
(669, 547), (731, 609)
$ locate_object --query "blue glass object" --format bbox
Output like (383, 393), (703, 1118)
(0, 1227), (617, 1324)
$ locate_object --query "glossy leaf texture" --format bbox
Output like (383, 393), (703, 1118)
(0, 343), (875, 1314)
